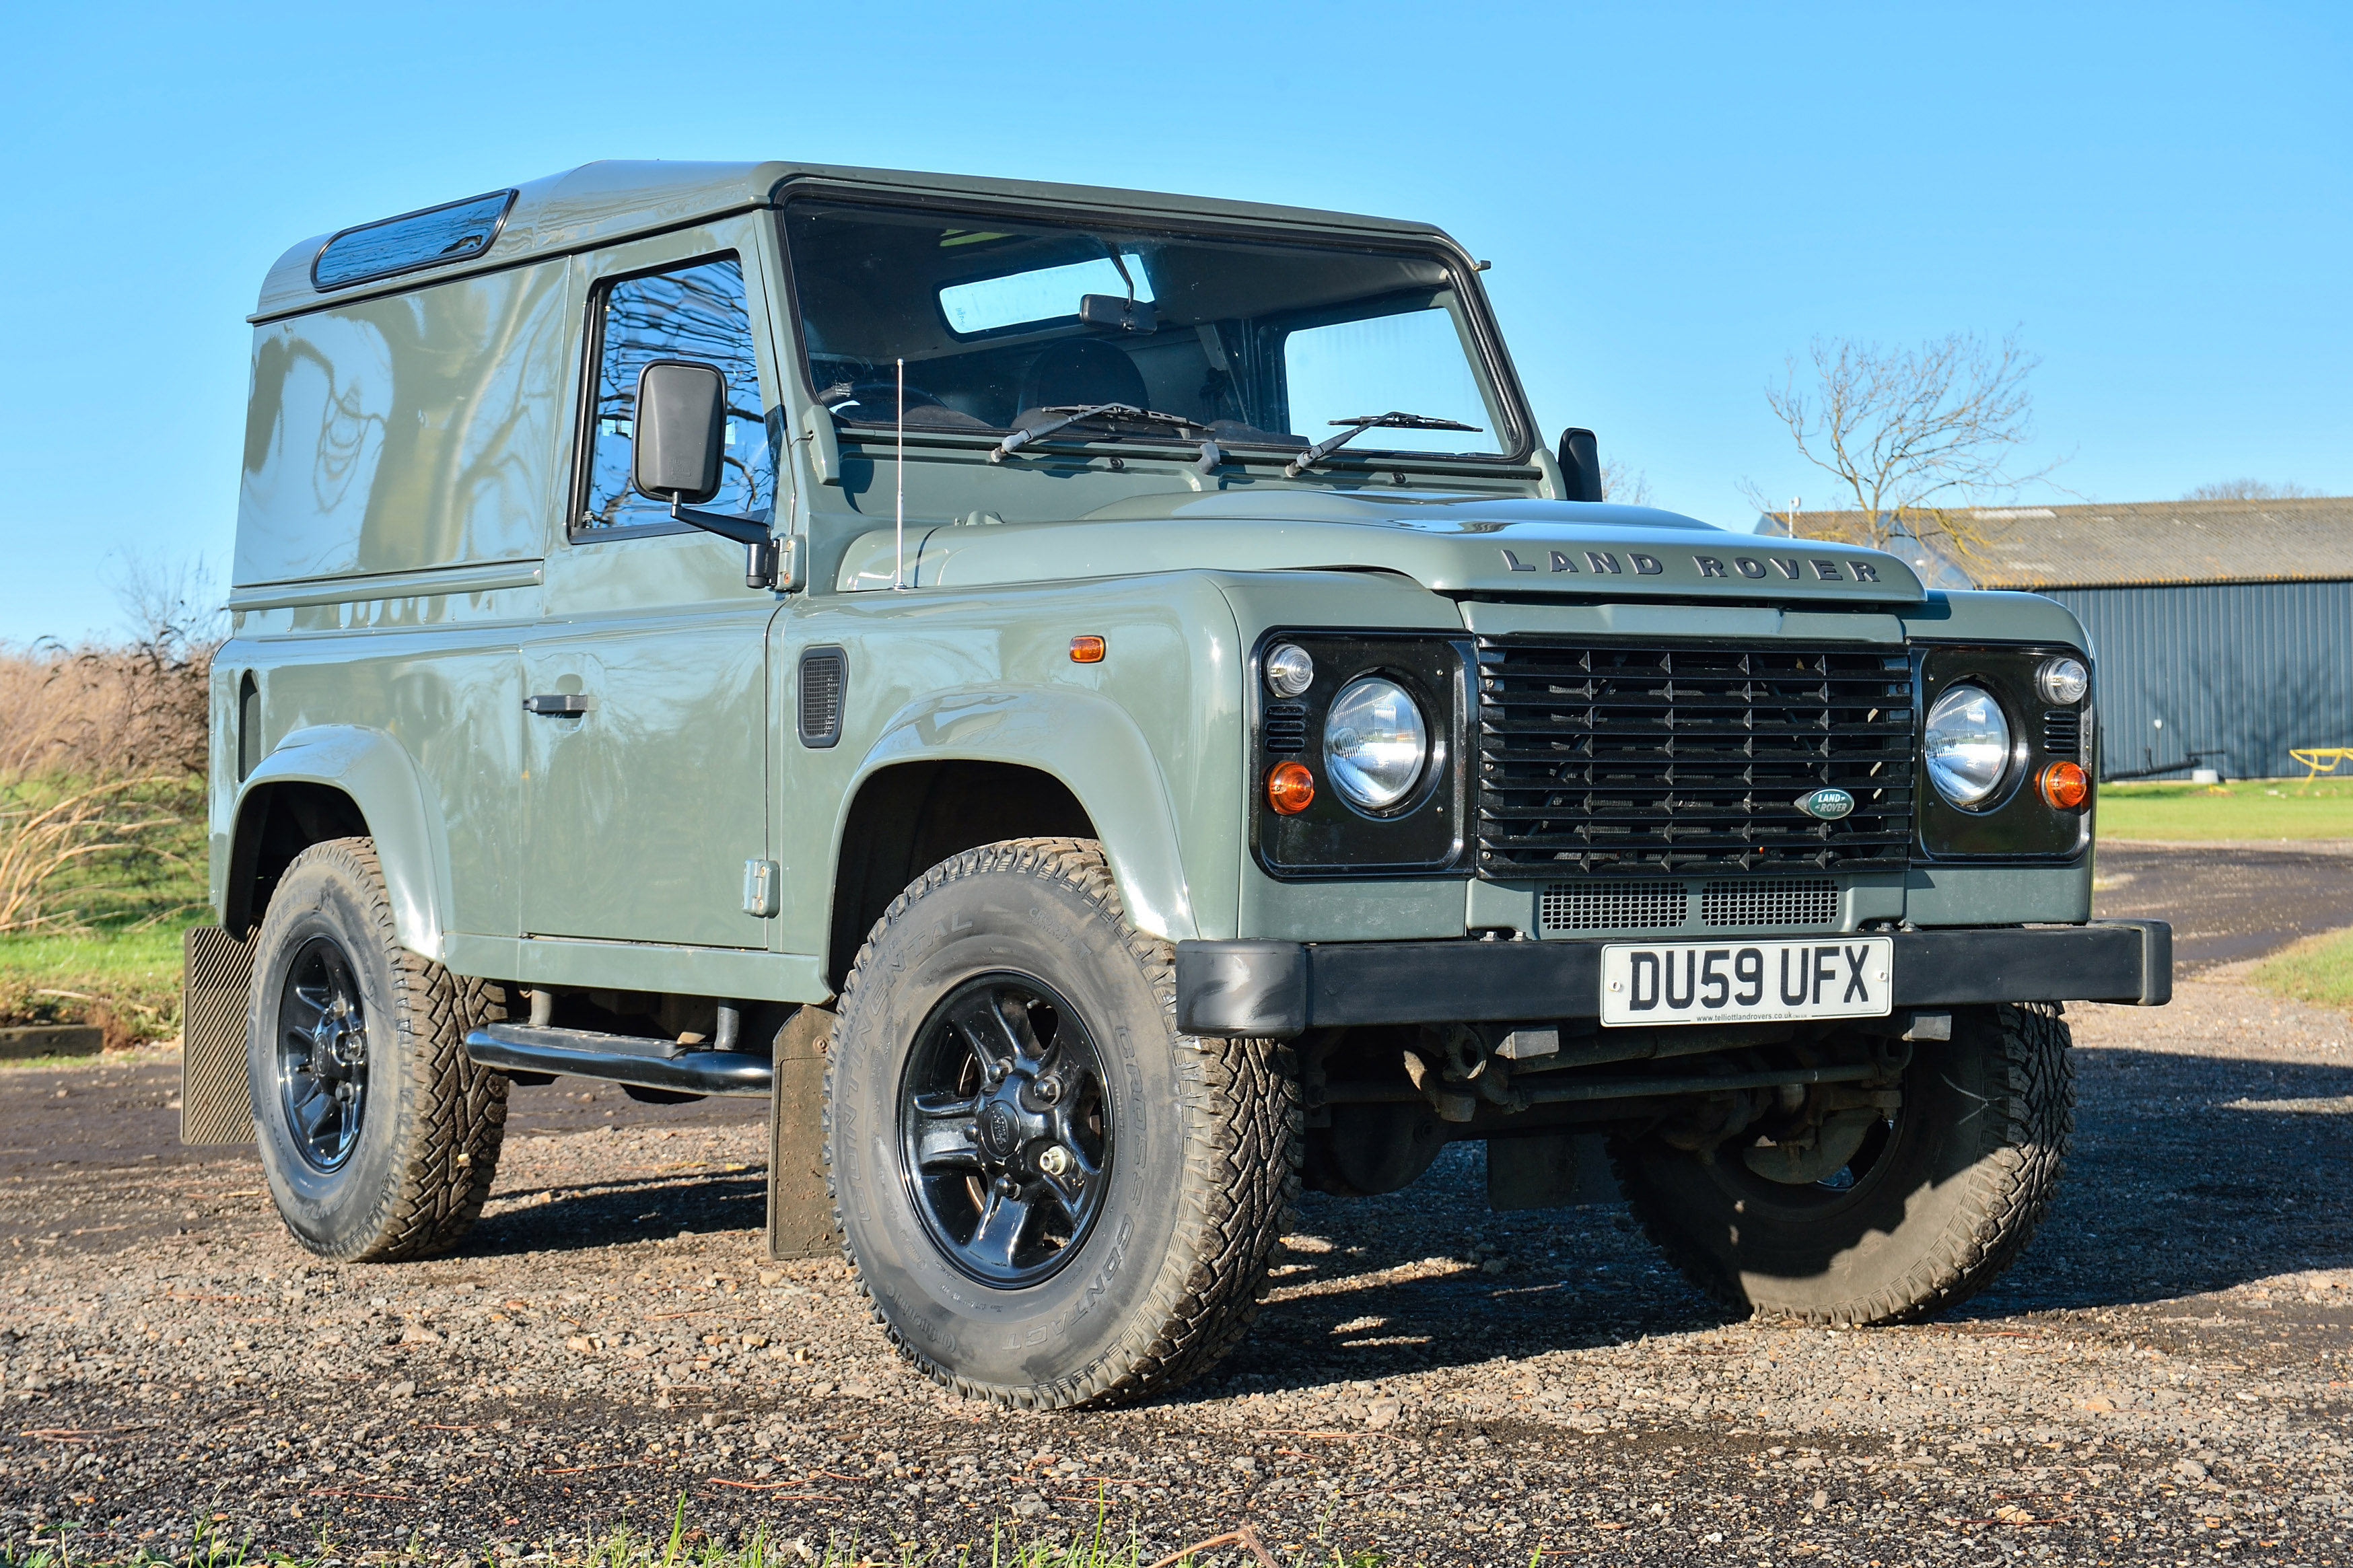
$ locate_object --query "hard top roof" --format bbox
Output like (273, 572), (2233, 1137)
(251, 159), (1454, 322)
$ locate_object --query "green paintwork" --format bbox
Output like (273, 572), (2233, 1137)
(215, 159), (2095, 1007)
(1905, 864), (2094, 927)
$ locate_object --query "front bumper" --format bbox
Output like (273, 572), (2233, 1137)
(1174, 919), (2171, 1038)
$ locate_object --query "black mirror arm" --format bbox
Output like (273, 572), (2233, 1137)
(668, 499), (784, 590)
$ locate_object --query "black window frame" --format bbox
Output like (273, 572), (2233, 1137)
(567, 248), (771, 545)
(769, 188), (1538, 468)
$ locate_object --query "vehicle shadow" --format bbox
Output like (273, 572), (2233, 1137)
(462, 1169), (769, 1256)
(1201, 1041), (2353, 1398)
(447, 1040), (2353, 1379)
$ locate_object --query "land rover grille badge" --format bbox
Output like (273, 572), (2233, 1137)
(1794, 787), (1856, 821)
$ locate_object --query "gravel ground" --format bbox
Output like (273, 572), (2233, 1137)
(3, 968), (2351, 1561)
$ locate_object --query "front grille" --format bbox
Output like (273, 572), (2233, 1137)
(2043, 710), (2080, 758)
(1540, 880), (1689, 933)
(1477, 639), (1915, 877)
(1700, 878), (1838, 927)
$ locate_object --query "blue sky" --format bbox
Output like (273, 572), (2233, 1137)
(3, 1), (2346, 643)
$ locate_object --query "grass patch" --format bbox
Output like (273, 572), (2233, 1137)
(0, 923), (186, 1042)
(2252, 926), (2353, 1013)
(2097, 775), (2353, 842)
(0, 773), (205, 1042)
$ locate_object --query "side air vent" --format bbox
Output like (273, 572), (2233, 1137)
(2043, 710), (2081, 758)
(1699, 878), (1838, 929)
(1263, 701), (1308, 755)
(1539, 881), (1689, 933)
(798, 646), (846, 748)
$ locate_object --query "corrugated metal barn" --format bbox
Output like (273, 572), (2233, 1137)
(1760, 497), (2353, 780)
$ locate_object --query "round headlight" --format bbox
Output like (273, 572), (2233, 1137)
(1926, 684), (2012, 807)
(2036, 655), (2089, 705)
(1265, 643), (1315, 699)
(1323, 676), (1428, 811)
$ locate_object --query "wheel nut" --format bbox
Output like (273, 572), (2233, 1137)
(1038, 1145), (1072, 1178)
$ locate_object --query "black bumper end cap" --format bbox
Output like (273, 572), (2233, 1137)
(1174, 939), (1307, 1037)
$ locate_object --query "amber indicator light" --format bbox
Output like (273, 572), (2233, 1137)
(2037, 760), (2088, 810)
(1266, 760), (1316, 815)
(1069, 635), (1106, 664)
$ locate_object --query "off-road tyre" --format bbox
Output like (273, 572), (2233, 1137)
(824, 837), (1300, 1409)
(246, 838), (508, 1261)
(1610, 1003), (2073, 1325)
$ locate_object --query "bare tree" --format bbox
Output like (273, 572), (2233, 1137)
(2182, 478), (2316, 501)
(1601, 460), (1652, 507)
(1745, 330), (2062, 575)
(105, 555), (226, 657)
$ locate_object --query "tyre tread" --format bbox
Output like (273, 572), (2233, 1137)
(824, 837), (1301, 1409)
(256, 839), (507, 1262)
(1614, 1002), (2073, 1326)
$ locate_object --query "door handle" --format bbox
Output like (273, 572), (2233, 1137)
(523, 694), (590, 716)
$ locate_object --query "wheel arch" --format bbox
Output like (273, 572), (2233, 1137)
(826, 690), (1199, 991)
(223, 725), (449, 960)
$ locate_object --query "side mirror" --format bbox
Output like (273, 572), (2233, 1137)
(631, 359), (727, 503)
(627, 359), (790, 590)
(1557, 427), (1604, 504)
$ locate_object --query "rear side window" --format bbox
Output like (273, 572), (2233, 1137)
(577, 254), (773, 534)
(312, 190), (515, 290)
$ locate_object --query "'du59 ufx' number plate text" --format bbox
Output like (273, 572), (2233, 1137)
(1599, 937), (1893, 1026)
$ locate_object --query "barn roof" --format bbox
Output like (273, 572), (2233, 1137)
(1757, 497), (2353, 590)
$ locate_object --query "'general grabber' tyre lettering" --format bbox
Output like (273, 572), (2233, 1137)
(1611, 1003), (2073, 1325)
(824, 838), (1301, 1409)
(246, 838), (508, 1262)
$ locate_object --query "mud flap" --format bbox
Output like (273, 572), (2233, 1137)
(182, 925), (255, 1145)
(767, 1004), (837, 1260)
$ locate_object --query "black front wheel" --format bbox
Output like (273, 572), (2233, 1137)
(246, 839), (507, 1261)
(827, 839), (1299, 1409)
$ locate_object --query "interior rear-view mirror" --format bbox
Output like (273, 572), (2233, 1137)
(631, 359), (727, 502)
(1078, 293), (1156, 334)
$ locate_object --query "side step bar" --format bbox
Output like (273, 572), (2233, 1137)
(463, 1022), (773, 1098)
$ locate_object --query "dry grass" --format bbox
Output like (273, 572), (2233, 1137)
(0, 596), (216, 1039)
(0, 637), (211, 779)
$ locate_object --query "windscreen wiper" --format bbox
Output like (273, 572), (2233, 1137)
(988, 404), (1208, 464)
(1283, 411), (1483, 478)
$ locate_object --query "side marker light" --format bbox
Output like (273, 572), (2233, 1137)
(1069, 635), (1105, 664)
(2037, 760), (2088, 810)
(1266, 761), (1316, 815)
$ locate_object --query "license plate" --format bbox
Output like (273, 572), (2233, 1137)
(1599, 936), (1893, 1027)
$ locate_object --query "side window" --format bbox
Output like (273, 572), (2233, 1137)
(577, 254), (772, 534)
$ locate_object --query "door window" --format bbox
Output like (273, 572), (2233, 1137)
(577, 254), (773, 534)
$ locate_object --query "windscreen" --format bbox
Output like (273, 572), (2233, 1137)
(781, 201), (1515, 460)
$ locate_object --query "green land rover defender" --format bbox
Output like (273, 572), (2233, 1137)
(184, 160), (2169, 1409)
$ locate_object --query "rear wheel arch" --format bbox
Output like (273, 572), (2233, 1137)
(226, 781), (370, 936)
(225, 728), (449, 958)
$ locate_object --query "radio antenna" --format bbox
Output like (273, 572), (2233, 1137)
(893, 357), (907, 591)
